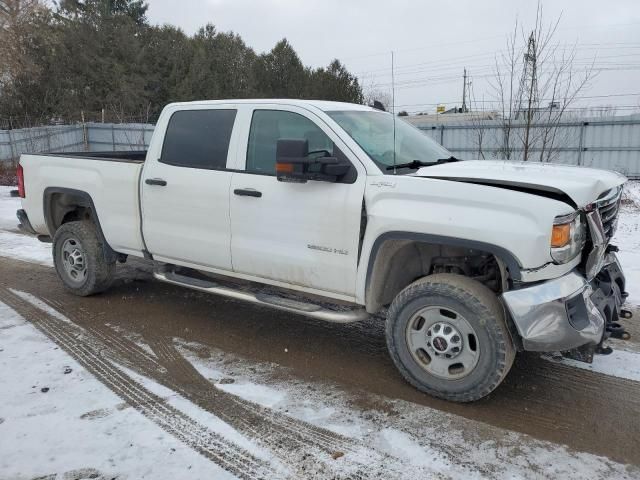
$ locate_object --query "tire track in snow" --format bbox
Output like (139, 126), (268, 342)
(47, 296), (348, 455)
(0, 288), (282, 480)
(18, 289), (445, 479)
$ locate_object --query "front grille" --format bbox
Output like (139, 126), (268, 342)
(597, 187), (622, 242)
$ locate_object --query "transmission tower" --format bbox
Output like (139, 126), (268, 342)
(520, 32), (539, 116)
(521, 32), (539, 160)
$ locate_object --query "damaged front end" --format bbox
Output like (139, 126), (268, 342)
(502, 186), (631, 363)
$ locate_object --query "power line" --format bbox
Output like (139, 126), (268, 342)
(396, 92), (640, 108)
(370, 66), (640, 91)
(343, 24), (640, 64)
(357, 50), (640, 79)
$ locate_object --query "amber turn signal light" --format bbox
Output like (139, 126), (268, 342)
(551, 223), (571, 248)
(276, 162), (294, 173)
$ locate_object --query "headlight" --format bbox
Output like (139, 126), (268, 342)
(550, 212), (586, 264)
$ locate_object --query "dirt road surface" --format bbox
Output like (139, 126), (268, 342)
(1, 253), (639, 478)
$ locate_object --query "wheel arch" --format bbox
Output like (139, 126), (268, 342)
(44, 187), (118, 263)
(364, 231), (523, 313)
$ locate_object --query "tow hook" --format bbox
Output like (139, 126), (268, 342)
(607, 321), (631, 340)
(620, 309), (633, 320)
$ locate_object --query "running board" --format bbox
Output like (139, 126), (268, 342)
(154, 271), (369, 324)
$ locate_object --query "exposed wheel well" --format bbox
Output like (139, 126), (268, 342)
(365, 236), (518, 313)
(43, 188), (120, 263)
(47, 192), (94, 233)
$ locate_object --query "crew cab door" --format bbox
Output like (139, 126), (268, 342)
(230, 106), (366, 297)
(141, 106), (238, 270)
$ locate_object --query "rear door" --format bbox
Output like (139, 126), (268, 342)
(229, 105), (366, 297)
(141, 106), (238, 270)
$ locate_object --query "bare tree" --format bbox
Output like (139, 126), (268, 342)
(361, 75), (392, 111)
(0, 0), (44, 89)
(491, 20), (524, 160)
(489, 2), (593, 162)
(0, 0), (40, 27)
(467, 81), (496, 159)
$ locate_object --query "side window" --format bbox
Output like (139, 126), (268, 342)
(246, 110), (337, 175)
(161, 109), (237, 169)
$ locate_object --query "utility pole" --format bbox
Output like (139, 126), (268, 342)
(391, 50), (397, 172)
(461, 68), (468, 113)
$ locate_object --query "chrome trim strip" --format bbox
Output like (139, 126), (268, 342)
(596, 186), (622, 208)
(554, 211), (579, 225)
(585, 210), (607, 281)
(154, 271), (370, 324)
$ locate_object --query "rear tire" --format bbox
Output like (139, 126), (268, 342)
(386, 273), (515, 402)
(52, 221), (115, 296)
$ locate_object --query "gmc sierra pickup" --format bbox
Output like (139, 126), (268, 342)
(16, 99), (630, 402)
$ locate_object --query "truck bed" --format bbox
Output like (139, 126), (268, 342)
(19, 151), (147, 257)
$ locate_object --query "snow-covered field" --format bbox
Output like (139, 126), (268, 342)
(1, 183), (640, 479)
(0, 301), (236, 480)
(0, 188), (52, 266)
(617, 181), (640, 306)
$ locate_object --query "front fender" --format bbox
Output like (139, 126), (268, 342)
(355, 176), (574, 304)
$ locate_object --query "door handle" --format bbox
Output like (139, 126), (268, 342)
(234, 188), (262, 198)
(145, 178), (167, 186)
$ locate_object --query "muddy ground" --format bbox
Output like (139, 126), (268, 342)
(1, 254), (639, 473)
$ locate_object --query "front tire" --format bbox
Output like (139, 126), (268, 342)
(53, 221), (115, 296)
(386, 273), (515, 402)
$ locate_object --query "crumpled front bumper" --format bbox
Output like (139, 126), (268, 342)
(502, 253), (626, 352)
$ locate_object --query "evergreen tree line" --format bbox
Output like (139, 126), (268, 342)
(0, 0), (364, 126)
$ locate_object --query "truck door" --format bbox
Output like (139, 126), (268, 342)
(141, 107), (238, 270)
(230, 106), (366, 297)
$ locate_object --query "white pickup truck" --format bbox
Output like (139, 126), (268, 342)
(16, 99), (630, 402)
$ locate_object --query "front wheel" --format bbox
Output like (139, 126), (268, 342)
(386, 273), (515, 402)
(53, 220), (115, 296)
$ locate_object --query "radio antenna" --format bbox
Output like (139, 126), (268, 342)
(391, 50), (397, 174)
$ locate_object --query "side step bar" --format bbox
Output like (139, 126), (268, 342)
(154, 270), (370, 324)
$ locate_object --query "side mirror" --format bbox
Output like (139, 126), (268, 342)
(276, 139), (350, 183)
(276, 138), (309, 183)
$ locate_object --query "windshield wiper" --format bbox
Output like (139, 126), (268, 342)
(386, 156), (460, 170)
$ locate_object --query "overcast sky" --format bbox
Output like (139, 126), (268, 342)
(146, 0), (640, 114)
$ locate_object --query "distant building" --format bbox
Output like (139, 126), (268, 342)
(404, 111), (500, 128)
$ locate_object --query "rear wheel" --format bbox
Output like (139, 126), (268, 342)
(386, 273), (515, 402)
(53, 221), (115, 296)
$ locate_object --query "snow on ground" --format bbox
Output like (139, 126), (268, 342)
(0, 186), (52, 266)
(0, 301), (236, 480)
(580, 349), (640, 381)
(616, 181), (640, 306)
(0, 186), (20, 231)
(1, 294), (636, 479)
(174, 338), (637, 479)
(0, 231), (52, 266)
(545, 348), (640, 382)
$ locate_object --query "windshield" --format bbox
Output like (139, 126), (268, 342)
(327, 110), (452, 173)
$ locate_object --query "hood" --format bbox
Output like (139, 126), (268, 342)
(413, 160), (627, 207)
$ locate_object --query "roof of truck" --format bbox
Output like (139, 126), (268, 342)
(166, 99), (375, 112)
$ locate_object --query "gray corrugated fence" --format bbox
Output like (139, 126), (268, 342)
(0, 125), (85, 161)
(0, 123), (155, 162)
(409, 114), (640, 179)
(2, 115), (639, 178)
(87, 123), (155, 151)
